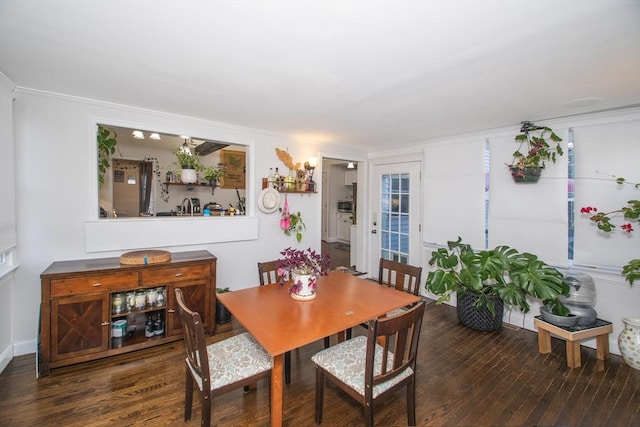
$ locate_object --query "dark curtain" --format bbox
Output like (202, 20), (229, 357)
(139, 161), (153, 214)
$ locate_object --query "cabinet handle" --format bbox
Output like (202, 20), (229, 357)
(174, 272), (183, 277)
(92, 282), (103, 287)
(101, 321), (110, 326)
(167, 309), (175, 313)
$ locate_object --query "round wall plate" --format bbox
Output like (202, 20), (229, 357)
(257, 188), (281, 213)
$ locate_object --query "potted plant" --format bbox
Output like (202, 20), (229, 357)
(97, 125), (118, 186)
(277, 247), (332, 300)
(425, 237), (570, 331)
(201, 164), (225, 186)
(507, 121), (563, 183)
(215, 287), (232, 324)
(174, 148), (203, 184)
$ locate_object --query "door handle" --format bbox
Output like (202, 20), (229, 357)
(371, 230), (377, 234)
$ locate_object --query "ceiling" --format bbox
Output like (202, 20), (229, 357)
(1, 1), (639, 150)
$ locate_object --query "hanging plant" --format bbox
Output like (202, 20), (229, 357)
(279, 195), (305, 242)
(507, 121), (563, 183)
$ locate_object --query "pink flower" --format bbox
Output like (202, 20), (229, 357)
(622, 223), (634, 233)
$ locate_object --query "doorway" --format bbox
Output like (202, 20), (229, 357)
(369, 161), (422, 273)
(321, 158), (357, 269)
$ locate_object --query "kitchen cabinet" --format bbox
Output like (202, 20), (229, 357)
(337, 212), (352, 242)
(39, 250), (216, 376)
(344, 170), (357, 185)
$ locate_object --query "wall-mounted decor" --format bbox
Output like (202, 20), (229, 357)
(220, 150), (246, 189)
(507, 121), (563, 183)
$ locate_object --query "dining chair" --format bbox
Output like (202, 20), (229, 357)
(346, 258), (423, 340)
(312, 300), (426, 426)
(174, 288), (272, 427)
(257, 260), (330, 385)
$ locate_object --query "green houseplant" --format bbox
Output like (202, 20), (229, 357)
(201, 164), (225, 185)
(97, 125), (118, 186)
(174, 149), (203, 184)
(425, 237), (570, 331)
(508, 121), (563, 183)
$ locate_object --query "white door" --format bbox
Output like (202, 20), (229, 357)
(369, 162), (421, 273)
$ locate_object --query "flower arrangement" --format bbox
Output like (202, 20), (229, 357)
(277, 247), (332, 294)
(507, 121), (563, 182)
(580, 174), (640, 284)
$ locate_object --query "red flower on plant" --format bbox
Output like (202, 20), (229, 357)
(622, 223), (634, 233)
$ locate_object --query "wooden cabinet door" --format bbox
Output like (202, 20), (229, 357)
(51, 293), (109, 361)
(167, 281), (211, 336)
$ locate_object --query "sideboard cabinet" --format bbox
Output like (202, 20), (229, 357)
(39, 250), (216, 376)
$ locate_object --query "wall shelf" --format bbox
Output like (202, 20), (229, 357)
(163, 182), (218, 195)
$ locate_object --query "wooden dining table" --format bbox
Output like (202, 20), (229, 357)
(217, 270), (421, 427)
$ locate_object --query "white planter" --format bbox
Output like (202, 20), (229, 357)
(181, 168), (197, 184)
(290, 272), (317, 300)
(618, 317), (640, 370)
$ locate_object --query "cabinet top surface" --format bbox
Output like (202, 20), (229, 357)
(41, 250), (216, 278)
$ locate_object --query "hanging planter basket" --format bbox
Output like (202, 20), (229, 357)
(508, 165), (544, 183)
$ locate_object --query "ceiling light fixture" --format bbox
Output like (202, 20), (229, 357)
(347, 162), (355, 169)
(132, 130), (144, 139)
(149, 133), (160, 140)
(180, 139), (192, 155)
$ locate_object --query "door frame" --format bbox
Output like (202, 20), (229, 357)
(366, 155), (423, 279)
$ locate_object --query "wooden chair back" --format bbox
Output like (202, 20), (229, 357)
(175, 288), (210, 389)
(364, 301), (424, 402)
(378, 258), (423, 296)
(258, 260), (287, 286)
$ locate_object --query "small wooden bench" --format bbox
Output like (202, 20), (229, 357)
(534, 316), (613, 368)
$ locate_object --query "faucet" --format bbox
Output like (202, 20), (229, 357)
(181, 197), (193, 217)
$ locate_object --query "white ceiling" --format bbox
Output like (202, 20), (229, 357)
(1, 1), (639, 150)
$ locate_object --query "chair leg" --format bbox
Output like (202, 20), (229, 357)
(407, 378), (416, 426)
(202, 393), (211, 427)
(346, 328), (352, 340)
(185, 370), (193, 421)
(285, 350), (291, 385)
(315, 367), (324, 424)
(324, 336), (330, 348)
(364, 401), (374, 427)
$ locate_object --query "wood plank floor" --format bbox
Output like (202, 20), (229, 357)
(1, 302), (639, 426)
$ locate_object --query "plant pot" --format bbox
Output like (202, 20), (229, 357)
(456, 292), (503, 332)
(509, 166), (544, 183)
(618, 317), (640, 370)
(290, 272), (317, 301)
(181, 168), (197, 184)
(215, 300), (232, 324)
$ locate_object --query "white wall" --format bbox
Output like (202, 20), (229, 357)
(0, 73), (16, 373)
(10, 89), (363, 359)
(416, 109), (640, 355)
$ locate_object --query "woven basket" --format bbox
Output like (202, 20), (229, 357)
(456, 292), (503, 332)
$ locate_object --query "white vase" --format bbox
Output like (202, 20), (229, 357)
(181, 168), (197, 184)
(291, 272), (316, 299)
(618, 317), (640, 370)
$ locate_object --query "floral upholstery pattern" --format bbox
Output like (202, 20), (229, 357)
(188, 332), (272, 391)
(311, 335), (413, 398)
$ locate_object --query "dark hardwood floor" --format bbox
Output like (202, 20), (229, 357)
(1, 303), (638, 426)
(321, 240), (351, 272)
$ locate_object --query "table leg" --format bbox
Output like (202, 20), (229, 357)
(537, 327), (551, 354)
(566, 341), (581, 368)
(596, 333), (610, 360)
(271, 353), (284, 427)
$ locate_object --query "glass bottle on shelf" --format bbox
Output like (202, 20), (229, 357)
(145, 314), (155, 338)
(267, 168), (274, 188)
(273, 167), (281, 191)
(154, 312), (164, 336)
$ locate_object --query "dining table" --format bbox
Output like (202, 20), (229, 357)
(216, 270), (421, 427)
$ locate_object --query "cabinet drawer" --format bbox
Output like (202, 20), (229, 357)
(51, 272), (138, 297)
(142, 264), (210, 286)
